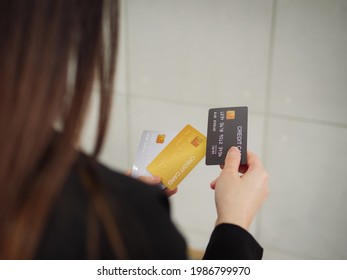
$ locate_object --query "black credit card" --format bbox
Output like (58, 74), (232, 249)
(206, 106), (248, 165)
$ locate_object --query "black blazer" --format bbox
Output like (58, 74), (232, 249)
(36, 154), (263, 259)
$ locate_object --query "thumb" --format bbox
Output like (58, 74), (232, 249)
(223, 146), (241, 175)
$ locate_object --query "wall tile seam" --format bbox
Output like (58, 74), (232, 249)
(268, 113), (347, 129)
(124, 94), (347, 129)
(127, 92), (269, 114)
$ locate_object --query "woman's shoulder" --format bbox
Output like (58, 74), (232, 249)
(36, 152), (187, 259)
(76, 153), (168, 209)
(76, 153), (187, 259)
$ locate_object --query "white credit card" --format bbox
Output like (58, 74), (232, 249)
(132, 130), (177, 188)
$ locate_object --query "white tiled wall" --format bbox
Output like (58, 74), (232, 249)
(269, 0), (347, 124)
(82, 0), (347, 259)
(127, 0), (273, 113)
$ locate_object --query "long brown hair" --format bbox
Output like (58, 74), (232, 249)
(0, 0), (123, 258)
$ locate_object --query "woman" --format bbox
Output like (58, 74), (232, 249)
(0, 0), (269, 259)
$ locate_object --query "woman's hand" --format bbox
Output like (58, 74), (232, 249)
(125, 170), (177, 197)
(211, 147), (269, 230)
(137, 175), (178, 197)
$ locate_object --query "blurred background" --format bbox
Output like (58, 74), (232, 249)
(82, 0), (347, 259)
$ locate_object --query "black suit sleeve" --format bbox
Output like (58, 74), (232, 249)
(203, 223), (263, 260)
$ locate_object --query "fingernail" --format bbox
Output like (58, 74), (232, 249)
(228, 146), (240, 155)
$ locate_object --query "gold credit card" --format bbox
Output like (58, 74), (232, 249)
(147, 124), (206, 190)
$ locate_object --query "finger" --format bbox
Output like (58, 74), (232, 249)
(246, 150), (263, 170)
(222, 146), (241, 175)
(165, 188), (178, 197)
(125, 169), (132, 176)
(210, 178), (217, 190)
(238, 164), (248, 174)
(138, 176), (161, 185)
(234, 151), (260, 175)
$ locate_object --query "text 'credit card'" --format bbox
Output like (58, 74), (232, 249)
(206, 106), (248, 165)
